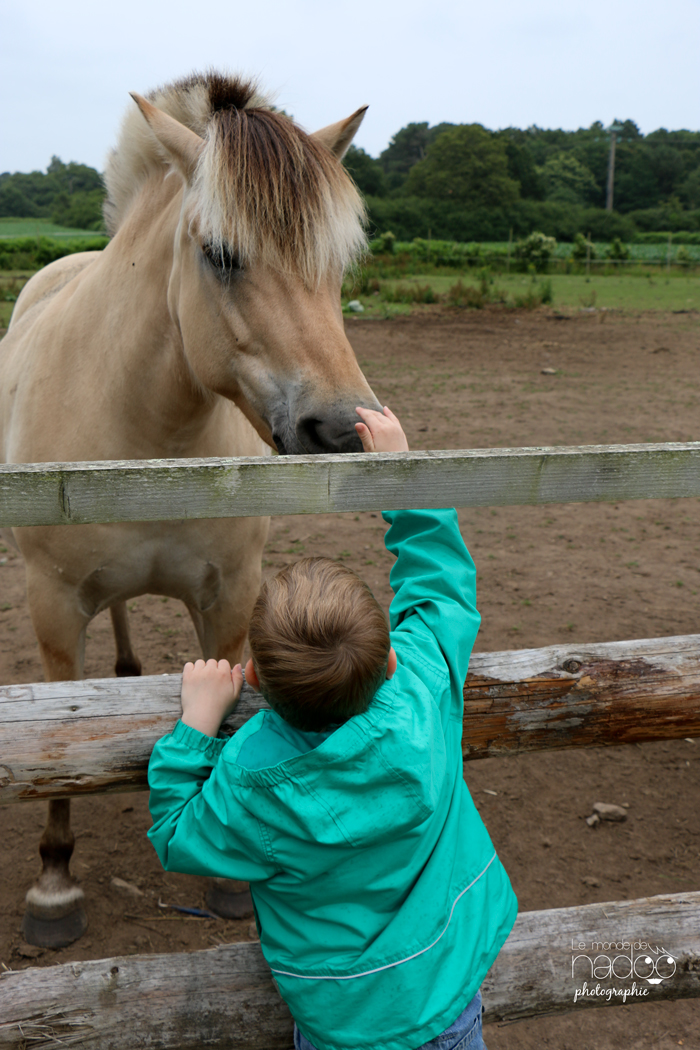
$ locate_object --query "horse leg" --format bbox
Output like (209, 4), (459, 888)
(22, 580), (89, 947)
(110, 601), (142, 676)
(187, 567), (262, 921)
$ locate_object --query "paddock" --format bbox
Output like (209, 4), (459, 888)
(2, 309), (700, 1048)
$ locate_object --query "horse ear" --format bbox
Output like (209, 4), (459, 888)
(130, 93), (205, 181)
(311, 106), (368, 160)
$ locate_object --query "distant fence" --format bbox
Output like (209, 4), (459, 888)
(1, 444), (700, 1048)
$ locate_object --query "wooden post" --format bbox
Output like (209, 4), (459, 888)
(586, 232), (591, 279)
(507, 227), (512, 274)
(606, 131), (617, 211)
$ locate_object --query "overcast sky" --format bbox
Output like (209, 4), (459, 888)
(3, 0), (700, 174)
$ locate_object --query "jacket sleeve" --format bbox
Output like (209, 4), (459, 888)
(147, 720), (278, 882)
(383, 508), (480, 720)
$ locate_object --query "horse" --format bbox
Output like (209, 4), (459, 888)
(0, 70), (380, 947)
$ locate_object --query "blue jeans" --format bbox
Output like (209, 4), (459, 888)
(293, 989), (485, 1050)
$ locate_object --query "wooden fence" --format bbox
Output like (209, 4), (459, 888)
(2, 445), (700, 1048)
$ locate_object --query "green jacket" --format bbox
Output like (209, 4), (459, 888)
(148, 509), (517, 1050)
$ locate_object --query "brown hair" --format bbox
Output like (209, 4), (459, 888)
(248, 558), (390, 732)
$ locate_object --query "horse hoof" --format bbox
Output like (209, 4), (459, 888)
(207, 879), (254, 920)
(22, 903), (88, 948)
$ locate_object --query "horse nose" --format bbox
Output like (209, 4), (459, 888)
(296, 414), (363, 454)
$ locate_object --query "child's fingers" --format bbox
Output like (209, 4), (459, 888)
(231, 662), (244, 698)
(355, 420), (375, 452)
(382, 405), (398, 420)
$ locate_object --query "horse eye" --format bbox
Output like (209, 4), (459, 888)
(202, 242), (241, 274)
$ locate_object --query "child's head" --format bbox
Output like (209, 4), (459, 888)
(248, 557), (391, 732)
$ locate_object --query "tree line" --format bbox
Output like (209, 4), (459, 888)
(2, 118), (700, 242)
(344, 119), (700, 241)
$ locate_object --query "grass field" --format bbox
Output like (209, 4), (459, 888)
(0, 217), (102, 238)
(346, 271), (700, 315)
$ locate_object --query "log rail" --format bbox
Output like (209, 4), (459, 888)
(1, 635), (699, 804)
(1, 892), (698, 1048)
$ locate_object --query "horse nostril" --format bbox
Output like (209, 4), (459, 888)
(296, 416), (363, 454)
(296, 417), (325, 454)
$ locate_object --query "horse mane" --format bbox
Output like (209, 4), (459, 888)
(103, 71), (367, 283)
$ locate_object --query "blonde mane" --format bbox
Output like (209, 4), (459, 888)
(103, 72), (367, 282)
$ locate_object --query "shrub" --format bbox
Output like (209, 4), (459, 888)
(375, 231), (396, 254)
(514, 231), (557, 271)
(0, 235), (109, 270)
(514, 279), (554, 309)
(607, 237), (630, 261)
(676, 246), (693, 267)
(380, 282), (438, 304)
(572, 233), (596, 261)
(445, 279), (486, 308)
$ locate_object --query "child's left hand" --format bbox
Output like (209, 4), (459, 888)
(180, 659), (243, 737)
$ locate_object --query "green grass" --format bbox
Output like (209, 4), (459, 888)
(491, 273), (700, 311)
(0, 217), (103, 238)
(349, 271), (700, 313)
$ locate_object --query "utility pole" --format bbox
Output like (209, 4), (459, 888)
(606, 122), (623, 212)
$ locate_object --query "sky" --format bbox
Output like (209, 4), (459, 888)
(3, 0), (700, 174)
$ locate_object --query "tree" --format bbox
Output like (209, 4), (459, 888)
(678, 168), (700, 209)
(497, 132), (545, 199)
(51, 189), (105, 231)
(343, 146), (387, 197)
(0, 182), (40, 217)
(539, 152), (599, 205)
(404, 125), (520, 208)
(379, 122), (456, 191)
(0, 157), (105, 221)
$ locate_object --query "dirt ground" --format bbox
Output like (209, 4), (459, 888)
(2, 306), (700, 1048)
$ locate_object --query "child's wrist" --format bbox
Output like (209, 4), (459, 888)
(180, 703), (226, 738)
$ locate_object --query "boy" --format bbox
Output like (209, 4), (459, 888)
(148, 406), (517, 1050)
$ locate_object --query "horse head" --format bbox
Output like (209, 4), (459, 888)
(120, 76), (381, 454)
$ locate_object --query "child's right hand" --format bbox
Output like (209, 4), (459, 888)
(355, 406), (409, 453)
(180, 659), (243, 738)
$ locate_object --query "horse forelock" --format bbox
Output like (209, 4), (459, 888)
(103, 71), (367, 282)
(193, 107), (366, 284)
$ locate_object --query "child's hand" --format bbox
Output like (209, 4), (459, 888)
(180, 659), (243, 737)
(355, 406), (409, 453)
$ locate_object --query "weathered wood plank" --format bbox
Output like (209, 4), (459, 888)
(1, 892), (698, 1046)
(0, 683), (270, 804)
(462, 633), (700, 758)
(2, 636), (700, 804)
(484, 891), (700, 1022)
(0, 939), (292, 1049)
(2, 442), (700, 527)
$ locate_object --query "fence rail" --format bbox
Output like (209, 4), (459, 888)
(1, 891), (698, 1047)
(3, 634), (699, 805)
(2, 442), (700, 527)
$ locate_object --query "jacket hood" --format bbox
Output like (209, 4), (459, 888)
(222, 673), (448, 853)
